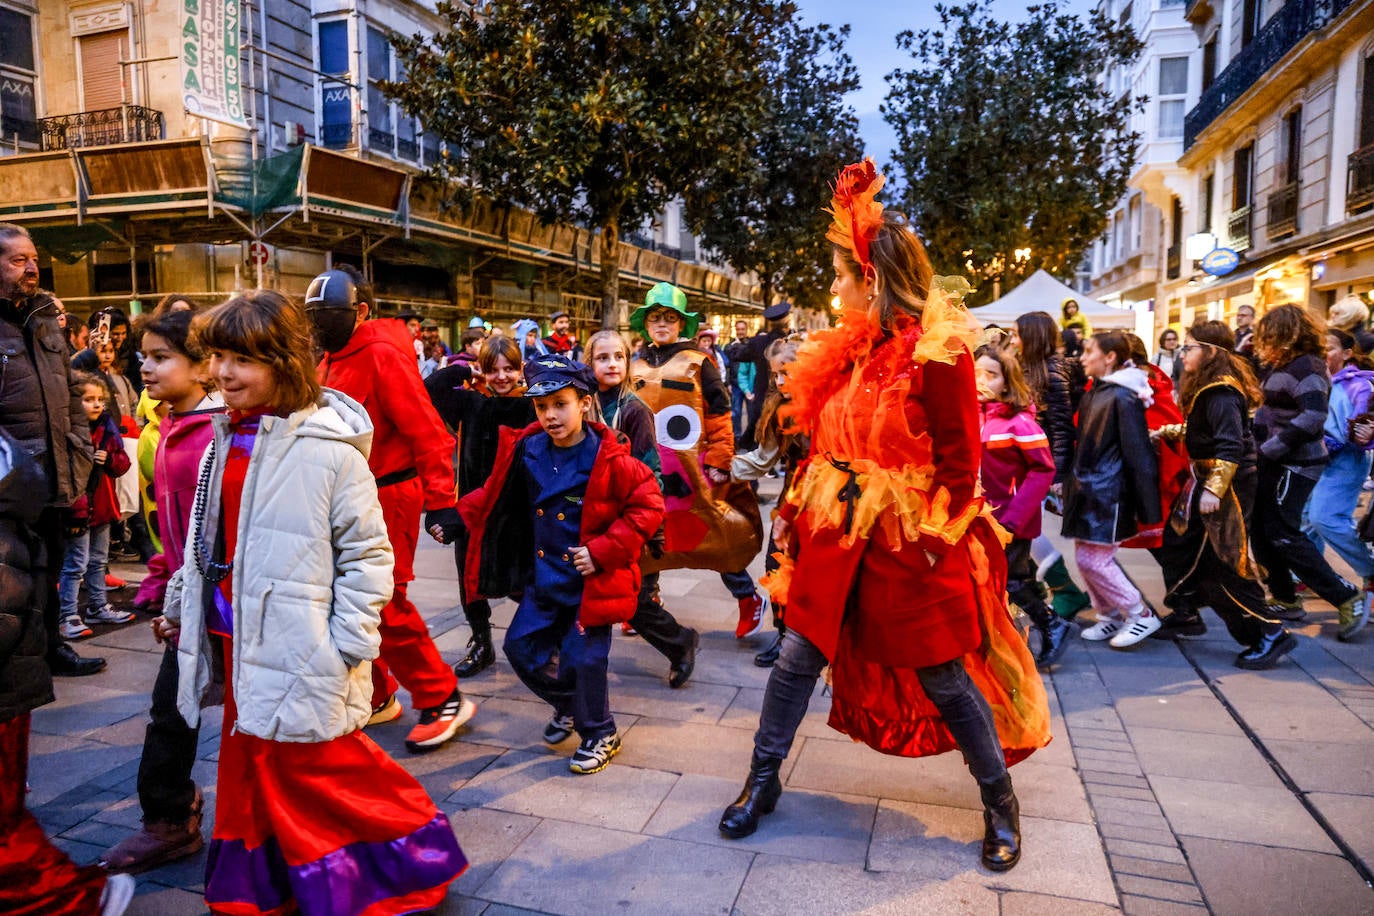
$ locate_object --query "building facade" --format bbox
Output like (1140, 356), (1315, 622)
(0, 0), (759, 337)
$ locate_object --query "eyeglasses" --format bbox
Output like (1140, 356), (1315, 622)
(1178, 342), (1220, 355)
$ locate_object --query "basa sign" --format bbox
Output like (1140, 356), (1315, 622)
(1201, 247), (1240, 277)
(180, 0), (246, 129)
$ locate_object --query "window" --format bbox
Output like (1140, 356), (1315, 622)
(79, 31), (129, 111)
(1241, 0), (1262, 48)
(1361, 50), (1374, 150)
(1158, 57), (1188, 139)
(1202, 37), (1218, 92)
(365, 26), (425, 163)
(1171, 197), (1184, 248)
(1281, 108), (1302, 186)
(0, 5), (37, 146)
(318, 20), (352, 148)
(1233, 143), (1254, 210)
(1202, 172), (1215, 233)
(1128, 196), (1142, 252)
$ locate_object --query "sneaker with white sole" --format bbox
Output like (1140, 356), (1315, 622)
(542, 713), (576, 745)
(404, 690), (476, 753)
(569, 732), (621, 774)
(1080, 616), (1125, 641)
(1338, 591), (1370, 642)
(84, 604), (135, 625)
(1110, 608), (1161, 648)
(367, 694), (402, 727)
(60, 616), (94, 640)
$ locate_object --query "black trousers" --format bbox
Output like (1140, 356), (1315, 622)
(33, 508), (67, 660)
(629, 573), (695, 663)
(1005, 538), (1054, 630)
(452, 535), (493, 634)
(136, 644), (200, 823)
(1253, 459), (1355, 607)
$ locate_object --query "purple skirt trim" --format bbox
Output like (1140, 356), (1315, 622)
(205, 812), (466, 915)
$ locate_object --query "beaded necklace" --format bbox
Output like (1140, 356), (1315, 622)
(191, 439), (232, 584)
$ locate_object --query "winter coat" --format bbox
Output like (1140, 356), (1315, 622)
(979, 401), (1055, 540)
(136, 395), (224, 607)
(425, 364), (536, 495)
(1254, 352), (1329, 480)
(598, 389), (662, 479)
(1119, 365), (1191, 550)
(0, 295), (93, 509)
(1324, 364), (1374, 455)
(1062, 367), (1161, 544)
(165, 390), (394, 743)
(0, 428), (52, 721)
(79, 413), (133, 529)
(1026, 353), (1078, 483)
(317, 319), (458, 512)
(457, 422), (665, 626)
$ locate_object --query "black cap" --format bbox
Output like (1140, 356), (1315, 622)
(395, 308), (422, 322)
(523, 353), (597, 397)
(763, 301), (792, 321)
(305, 270), (358, 311)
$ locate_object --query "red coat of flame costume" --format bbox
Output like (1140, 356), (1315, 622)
(765, 291), (1051, 763)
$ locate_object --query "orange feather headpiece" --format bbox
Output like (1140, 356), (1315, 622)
(826, 158), (885, 282)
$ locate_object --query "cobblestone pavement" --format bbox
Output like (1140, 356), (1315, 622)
(26, 483), (1374, 914)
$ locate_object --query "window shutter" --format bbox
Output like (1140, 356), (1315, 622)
(80, 31), (127, 111)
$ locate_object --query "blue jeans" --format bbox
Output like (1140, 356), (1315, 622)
(720, 569), (756, 600)
(731, 387), (747, 439)
(503, 595), (614, 741)
(59, 522), (110, 619)
(1304, 448), (1374, 580)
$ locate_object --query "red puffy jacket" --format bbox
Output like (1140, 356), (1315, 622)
(317, 319), (456, 511)
(458, 421), (665, 626)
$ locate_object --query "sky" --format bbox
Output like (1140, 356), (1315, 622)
(794, 0), (1100, 167)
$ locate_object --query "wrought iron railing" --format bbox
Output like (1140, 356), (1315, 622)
(38, 105), (165, 151)
(1166, 243), (1182, 279)
(1266, 182), (1300, 239)
(1349, 144), (1374, 214)
(1226, 205), (1253, 251)
(1184, 0), (1356, 149)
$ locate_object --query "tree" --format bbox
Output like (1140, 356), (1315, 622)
(882, 1), (1143, 307)
(388, 1), (793, 327)
(687, 20), (862, 312)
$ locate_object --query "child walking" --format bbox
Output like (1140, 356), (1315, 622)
(157, 291), (467, 914)
(1062, 331), (1162, 646)
(58, 373), (136, 639)
(587, 329), (700, 688)
(975, 345), (1071, 668)
(458, 354), (665, 774)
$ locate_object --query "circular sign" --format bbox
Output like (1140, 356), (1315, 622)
(655, 404), (701, 450)
(1200, 248), (1239, 277)
(248, 241), (270, 265)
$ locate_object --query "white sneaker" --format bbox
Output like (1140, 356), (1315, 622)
(84, 604), (135, 625)
(100, 873), (136, 916)
(59, 616), (94, 640)
(1080, 616), (1125, 641)
(1110, 608), (1162, 648)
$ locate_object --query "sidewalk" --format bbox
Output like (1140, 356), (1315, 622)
(25, 485), (1374, 914)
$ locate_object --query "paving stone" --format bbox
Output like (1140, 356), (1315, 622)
(1103, 838), (1187, 864)
(641, 773), (875, 866)
(1098, 822), (1181, 847)
(734, 855), (1002, 915)
(1108, 854), (1196, 884)
(1215, 688), (1374, 746)
(1073, 748), (1145, 772)
(125, 883), (209, 915)
(1090, 795), (1167, 818)
(1306, 793), (1374, 869)
(29, 685), (152, 738)
(446, 749), (679, 832)
(999, 891), (1121, 916)
(24, 734), (142, 806)
(1118, 894), (1207, 915)
(616, 718), (779, 780)
(1148, 776), (1338, 853)
(431, 895), (494, 916)
(1111, 694), (1244, 736)
(1086, 784), (1157, 803)
(1094, 804), (1172, 832)
(867, 801), (1116, 904)
(717, 685), (837, 740)
(442, 806), (543, 895)
(605, 671), (741, 724)
(1080, 770), (1152, 790)
(453, 694), (612, 753)
(476, 819), (752, 915)
(1114, 874), (1205, 905)
(1264, 738), (1374, 794)
(1124, 727), (1282, 788)
(1181, 835), (1374, 915)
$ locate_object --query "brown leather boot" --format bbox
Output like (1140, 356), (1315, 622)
(100, 788), (205, 873)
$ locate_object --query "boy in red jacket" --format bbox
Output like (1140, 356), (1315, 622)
(458, 355), (664, 774)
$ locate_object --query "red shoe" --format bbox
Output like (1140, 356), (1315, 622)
(621, 622), (638, 636)
(105, 573), (127, 589)
(735, 593), (766, 639)
(405, 689), (476, 753)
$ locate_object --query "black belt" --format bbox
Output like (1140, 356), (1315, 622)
(376, 468), (418, 488)
(826, 453), (862, 536)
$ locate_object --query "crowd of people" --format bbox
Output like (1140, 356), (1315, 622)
(2, 154), (1373, 913)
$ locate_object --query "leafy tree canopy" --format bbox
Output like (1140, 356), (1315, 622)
(388, 0), (795, 325)
(883, 0), (1143, 307)
(687, 20), (863, 313)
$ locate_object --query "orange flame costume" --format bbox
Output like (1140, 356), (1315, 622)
(763, 161), (1051, 763)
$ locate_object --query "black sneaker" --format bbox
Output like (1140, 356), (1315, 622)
(569, 733), (621, 774)
(1150, 608), (1208, 639)
(1266, 600), (1306, 622)
(542, 714), (575, 745)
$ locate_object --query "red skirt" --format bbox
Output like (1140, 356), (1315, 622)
(206, 638), (467, 916)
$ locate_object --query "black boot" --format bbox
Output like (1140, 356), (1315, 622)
(719, 750), (783, 839)
(1235, 622), (1297, 670)
(754, 629), (783, 668)
(1034, 616), (1073, 669)
(454, 629), (495, 678)
(979, 774), (1021, 871)
(1151, 606), (1207, 639)
(668, 629), (699, 689)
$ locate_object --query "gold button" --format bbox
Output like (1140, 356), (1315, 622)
(536, 508), (544, 516)
(557, 512), (566, 520)
(537, 549), (545, 558)
(562, 553), (570, 561)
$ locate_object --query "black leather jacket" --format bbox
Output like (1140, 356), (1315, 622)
(0, 429), (53, 720)
(1062, 373), (1161, 544)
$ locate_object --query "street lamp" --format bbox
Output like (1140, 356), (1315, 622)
(1184, 232), (1217, 261)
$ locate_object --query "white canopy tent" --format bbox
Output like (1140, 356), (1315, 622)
(969, 270), (1136, 330)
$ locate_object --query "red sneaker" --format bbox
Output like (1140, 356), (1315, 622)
(404, 689), (476, 753)
(105, 573), (127, 589)
(735, 592), (766, 639)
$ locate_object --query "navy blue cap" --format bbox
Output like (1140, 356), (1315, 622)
(523, 353), (596, 397)
(763, 301), (792, 321)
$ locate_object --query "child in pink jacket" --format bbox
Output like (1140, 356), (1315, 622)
(976, 345), (1068, 669)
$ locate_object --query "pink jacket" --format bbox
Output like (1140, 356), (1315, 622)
(979, 400), (1055, 540)
(135, 397), (224, 606)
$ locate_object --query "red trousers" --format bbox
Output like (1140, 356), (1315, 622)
(370, 477), (457, 710)
(0, 714), (107, 915)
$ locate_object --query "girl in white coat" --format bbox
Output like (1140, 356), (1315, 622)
(155, 291), (467, 915)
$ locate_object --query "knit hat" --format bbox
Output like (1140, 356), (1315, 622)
(630, 282), (700, 339)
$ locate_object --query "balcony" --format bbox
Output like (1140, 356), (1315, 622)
(1226, 205), (1253, 252)
(38, 105), (165, 152)
(1166, 243), (1182, 280)
(1266, 182), (1300, 240)
(1184, 0), (1356, 149)
(1350, 144), (1374, 214)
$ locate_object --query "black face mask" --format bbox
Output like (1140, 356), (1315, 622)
(309, 308), (357, 353)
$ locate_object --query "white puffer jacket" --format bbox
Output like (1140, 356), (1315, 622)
(165, 389), (394, 742)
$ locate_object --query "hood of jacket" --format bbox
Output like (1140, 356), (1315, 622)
(1101, 366), (1153, 406)
(513, 319), (549, 356)
(328, 317), (416, 364)
(162, 393), (224, 447)
(288, 388), (374, 458)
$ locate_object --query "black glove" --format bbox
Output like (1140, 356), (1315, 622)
(425, 507), (465, 545)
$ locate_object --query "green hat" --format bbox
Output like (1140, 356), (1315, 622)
(630, 282), (700, 340)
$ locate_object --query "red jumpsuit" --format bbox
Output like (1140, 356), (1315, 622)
(318, 320), (458, 710)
